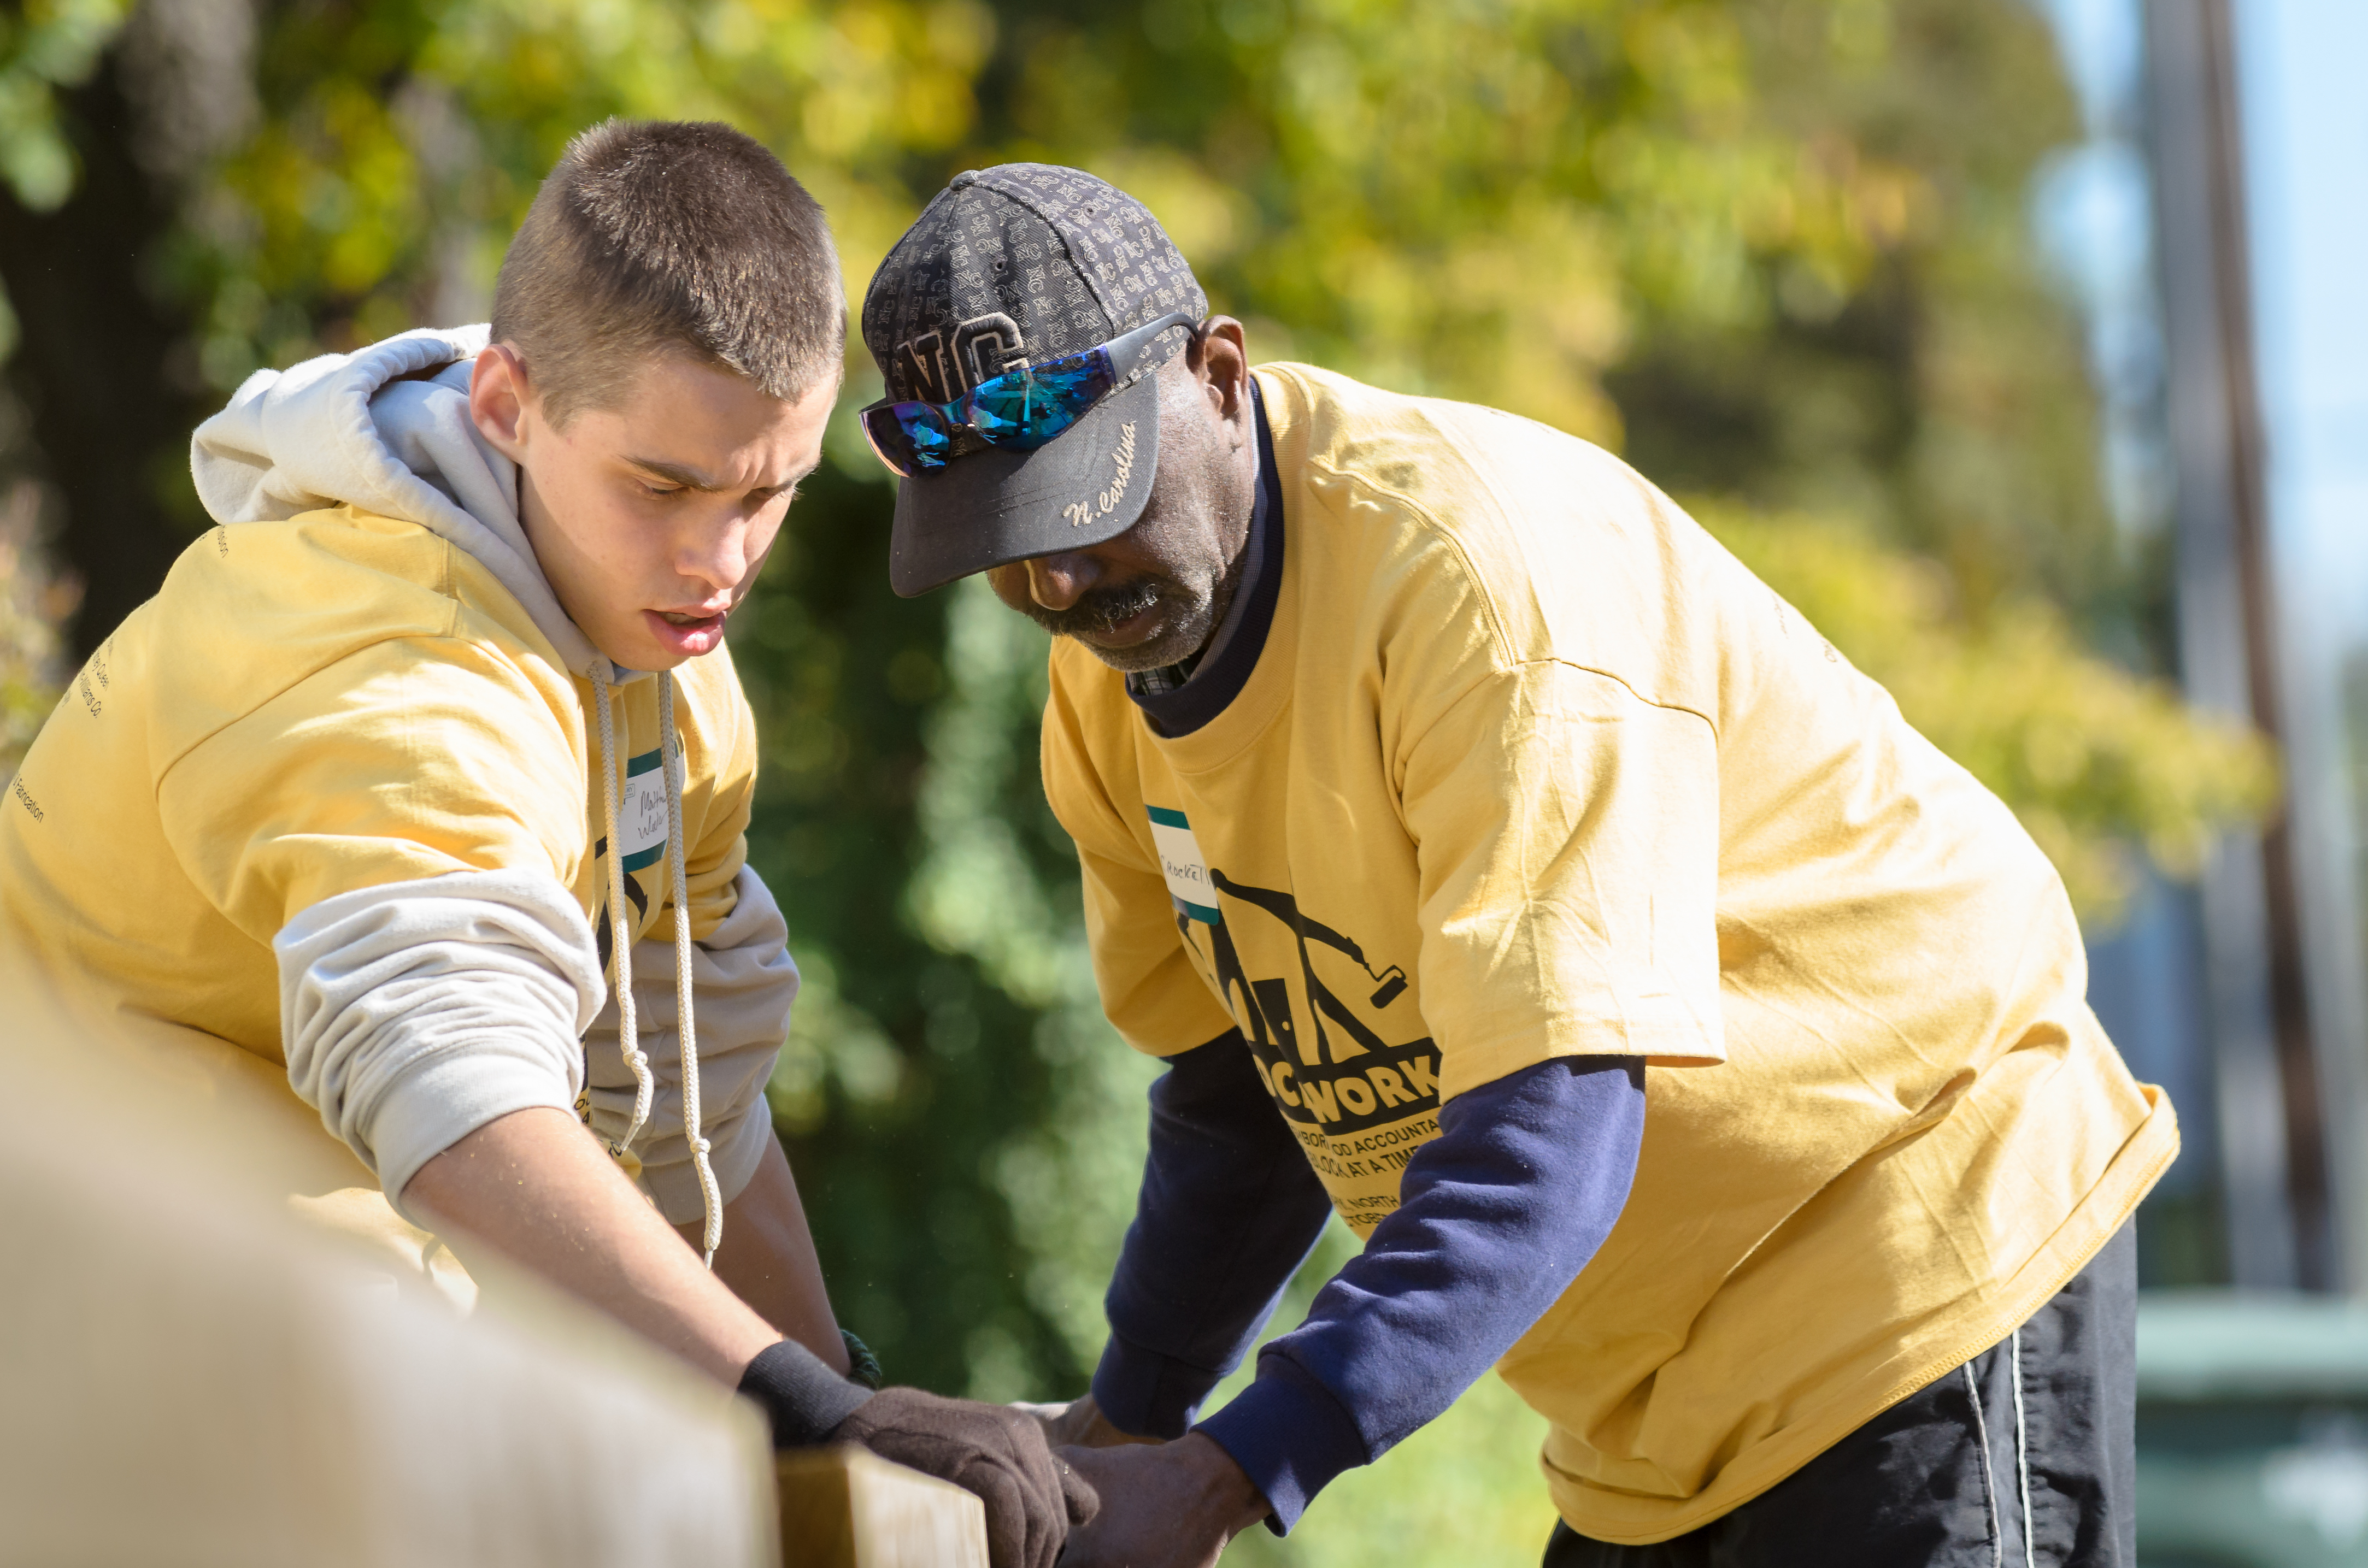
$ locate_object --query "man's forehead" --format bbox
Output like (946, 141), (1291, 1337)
(613, 439), (820, 489)
(589, 361), (831, 482)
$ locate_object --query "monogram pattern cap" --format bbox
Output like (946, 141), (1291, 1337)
(861, 163), (1207, 404)
(862, 164), (1211, 597)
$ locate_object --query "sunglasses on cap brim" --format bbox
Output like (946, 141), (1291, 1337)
(861, 312), (1203, 479)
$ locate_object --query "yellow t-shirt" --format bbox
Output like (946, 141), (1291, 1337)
(0, 506), (753, 1069)
(1040, 363), (2177, 1542)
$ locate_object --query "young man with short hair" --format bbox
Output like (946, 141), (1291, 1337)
(858, 164), (2174, 1568)
(2, 123), (1088, 1568)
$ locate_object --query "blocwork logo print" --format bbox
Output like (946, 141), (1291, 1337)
(1180, 869), (1444, 1218)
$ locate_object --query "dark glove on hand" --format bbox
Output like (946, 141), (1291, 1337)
(829, 1387), (1100, 1568)
(737, 1339), (873, 1449)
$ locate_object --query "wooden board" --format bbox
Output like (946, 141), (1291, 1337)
(776, 1446), (990, 1568)
(0, 954), (778, 1567)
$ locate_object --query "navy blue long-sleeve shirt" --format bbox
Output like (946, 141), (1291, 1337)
(1092, 1033), (1644, 1531)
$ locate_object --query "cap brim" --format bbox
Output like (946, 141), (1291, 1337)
(888, 375), (1161, 597)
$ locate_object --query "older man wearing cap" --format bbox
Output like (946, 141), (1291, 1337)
(857, 164), (2176, 1568)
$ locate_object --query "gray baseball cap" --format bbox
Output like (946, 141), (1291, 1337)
(859, 164), (1207, 597)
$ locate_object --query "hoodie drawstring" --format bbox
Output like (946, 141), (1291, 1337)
(591, 662), (655, 1152)
(659, 673), (724, 1268)
(589, 662), (721, 1267)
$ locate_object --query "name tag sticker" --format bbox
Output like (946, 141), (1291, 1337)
(620, 750), (668, 871)
(1147, 806), (1221, 924)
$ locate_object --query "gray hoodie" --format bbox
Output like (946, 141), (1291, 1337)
(191, 326), (796, 1236)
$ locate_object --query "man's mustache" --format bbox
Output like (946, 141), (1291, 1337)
(1024, 578), (1168, 639)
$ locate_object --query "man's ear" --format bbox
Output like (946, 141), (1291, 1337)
(469, 343), (534, 462)
(1194, 316), (1251, 423)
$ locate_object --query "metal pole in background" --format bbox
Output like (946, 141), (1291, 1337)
(2217, 0), (2368, 1299)
(2144, 0), (2331, 1290)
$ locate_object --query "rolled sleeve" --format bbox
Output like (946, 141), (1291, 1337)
(273, 869), (603, 1217)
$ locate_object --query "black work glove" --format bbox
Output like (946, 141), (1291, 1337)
(828, 1387), (1101, 1568)
(738, 1339), (873, 1447)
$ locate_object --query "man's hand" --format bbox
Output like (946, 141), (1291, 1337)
(831, 1388), (1100, 1568)
(1011, 1393), (1162, 1449)
(1054, 1433), (1270, 1568)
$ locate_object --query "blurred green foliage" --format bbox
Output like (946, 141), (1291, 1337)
(0, 477), (73, 778)
(0, 0), (133, 216)
(0, 0), (2274, 1559)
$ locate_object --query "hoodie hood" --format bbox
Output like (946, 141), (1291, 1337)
(190, 325), (607, 678)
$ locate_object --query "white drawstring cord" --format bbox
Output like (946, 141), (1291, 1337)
(2011, 1329), (2036, 1568)
(661, 674), (724, 1268)
(591, 662), (655, 1155)
(1965, 1361), (2003, 1568)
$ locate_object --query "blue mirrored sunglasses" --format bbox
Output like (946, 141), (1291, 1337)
(861, 312), (1201, 478)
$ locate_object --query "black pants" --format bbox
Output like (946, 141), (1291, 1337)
(1545, 1223), (2136, 1568)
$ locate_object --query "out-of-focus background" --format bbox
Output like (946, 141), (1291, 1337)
(1, 0), (2361, 1560)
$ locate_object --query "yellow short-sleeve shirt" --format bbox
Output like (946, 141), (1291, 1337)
(1039, 363), (2176, 1542)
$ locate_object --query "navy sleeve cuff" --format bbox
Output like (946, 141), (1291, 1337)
(1183, 1056), (1646, 1530)
(1194, 1353), (1372, 1535)
(1098, 1028), (1335, 1431)
(1092, 1330), (1228, 1439)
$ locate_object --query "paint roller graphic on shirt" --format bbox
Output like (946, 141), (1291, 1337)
(1184, 858), (1442, 1141)
(1148, 805), (1408, 1010)
(1144, 805), (1442, 1141)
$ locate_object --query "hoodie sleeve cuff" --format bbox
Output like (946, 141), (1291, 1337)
(375, 1049), (577, 1221)
(1193, 1354), (1372, 1535)
(1092, 1331), (1229, 1440)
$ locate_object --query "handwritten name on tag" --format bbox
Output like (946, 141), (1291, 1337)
(1148, 805), (1220, 924)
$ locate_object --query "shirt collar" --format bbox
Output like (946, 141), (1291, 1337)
(1123, 379), (1284, 739)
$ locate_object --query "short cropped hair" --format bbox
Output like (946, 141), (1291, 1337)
(491, 119), (843, 426)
